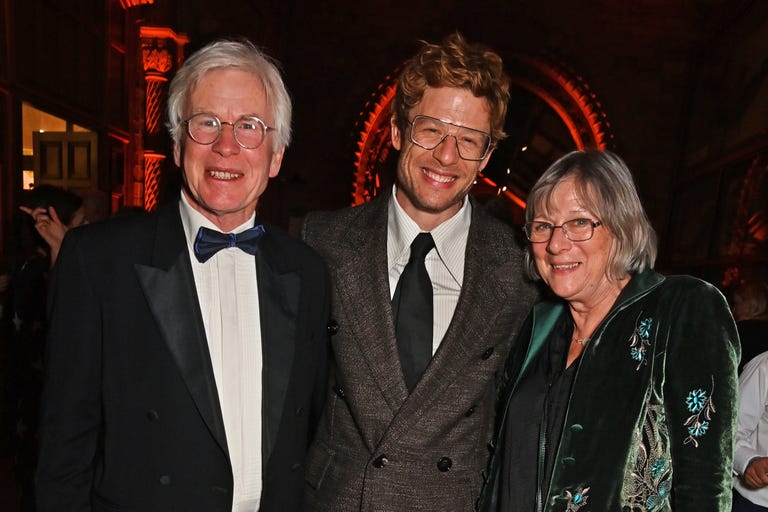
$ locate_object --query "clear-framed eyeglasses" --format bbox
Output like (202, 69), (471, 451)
(407, 115), (493, 161)
(183, 113), (274, 149)
(523, 218), (603, 243)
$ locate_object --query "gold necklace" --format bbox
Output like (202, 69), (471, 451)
(575, 337), (590, 346)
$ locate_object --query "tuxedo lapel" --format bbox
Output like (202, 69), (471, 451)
(134, 205), (228, 455)
(256, 231), (300, 468)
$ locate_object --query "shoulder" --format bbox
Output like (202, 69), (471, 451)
(655, 274), (729, 307)
(742, 350), (768, 376)
(261, 223), (328, 276)
(64, 207), (164, 254)
(468, 202), (524, 249)
(302, 196), (387, 249)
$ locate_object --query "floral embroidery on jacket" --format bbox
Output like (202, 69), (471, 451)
(629, 316), (653, 370)
(683, 376), (716, 447)
(563, 486), (590, 511)
(623, 404), (672, 511)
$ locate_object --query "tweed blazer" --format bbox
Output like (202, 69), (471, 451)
(301, 192), (539, 511)
(478, 269), (740, 512)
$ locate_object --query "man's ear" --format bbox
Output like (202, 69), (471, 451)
(173, 141), (182, 167)
(390, 116), (402, 151)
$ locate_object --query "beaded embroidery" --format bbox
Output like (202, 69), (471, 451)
(623, 404), (672, 511)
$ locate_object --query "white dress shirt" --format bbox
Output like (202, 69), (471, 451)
(734, 350), (768, 507)
(179, 193), (262, 512)
(387, 185), (471, 354)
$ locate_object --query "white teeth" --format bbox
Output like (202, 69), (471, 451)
(208, 170), (239, 180)
(553, 263), (579, 270)
(423, 169), (455, 183)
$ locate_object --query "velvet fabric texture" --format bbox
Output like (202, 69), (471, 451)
(478, 269), (740, 512)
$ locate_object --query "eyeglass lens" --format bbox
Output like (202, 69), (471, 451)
(410, 116), (491, 160)
(525, 219), (598, 242)
(186, 114), (267, 149)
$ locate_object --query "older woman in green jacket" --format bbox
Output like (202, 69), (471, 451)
(478, 149), (739, 512)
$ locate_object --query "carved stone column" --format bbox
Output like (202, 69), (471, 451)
(138, 26), (188, 210)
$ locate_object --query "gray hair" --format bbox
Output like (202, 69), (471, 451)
(524, 149), (657, 281)
(166, 39), (292, 152)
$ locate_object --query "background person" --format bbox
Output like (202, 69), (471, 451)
(731, 281), (768, 373)
(301, 32), (538, 511)
(35, 39), (331, 512)
(733, 350), (768, 512)
(478, 149), (739, 511)
(5, 184), (86, 511)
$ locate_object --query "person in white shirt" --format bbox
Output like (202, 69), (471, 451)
(734, 350), (768, 511)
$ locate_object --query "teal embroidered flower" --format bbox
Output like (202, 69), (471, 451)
(645, 481), (671, 510)
(683, 376), (716, 447)
(687, 420), (709, 437)
(638, 318), (653, 338)
(628, 315), (653, 370)
(564, 486), (590, 511)
(685, 389), (707, 413)
(650, 458), (667, 479)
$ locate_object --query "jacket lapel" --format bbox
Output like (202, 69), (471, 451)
(256, 231), (300, 468)
(387, 205), (522, 430)
(134, 204), (228, 455)
(335, 196), (409, 415)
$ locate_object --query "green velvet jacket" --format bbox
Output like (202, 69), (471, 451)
(478, 269), (739, 512)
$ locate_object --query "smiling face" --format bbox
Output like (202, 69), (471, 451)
(532, 176), (627, 310)
(390, 87), (492, 231)
(174, 67), (284, 232)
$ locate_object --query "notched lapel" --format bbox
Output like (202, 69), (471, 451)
(135, 253), (229, 455)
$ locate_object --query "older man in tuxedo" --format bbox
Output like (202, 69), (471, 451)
(301, 33), (538, 511)
(35, 39), (330, 512)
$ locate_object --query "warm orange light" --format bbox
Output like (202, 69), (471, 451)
(119, 0), (154, 8)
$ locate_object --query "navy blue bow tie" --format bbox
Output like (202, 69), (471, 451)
(193, 225), (265, 263)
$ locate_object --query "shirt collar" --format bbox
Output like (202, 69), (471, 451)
(387, 184), (472, 284)
(179, 191), (256, 251)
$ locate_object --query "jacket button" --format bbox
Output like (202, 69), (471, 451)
(562, 456), (576, 466)
(296, 406), (304, 416)
(372, 455), (389, 468)
(327, 319), (339, 335)
(159, 475), (171, 485)
(146, 409), (159, 421)
(481, 347), (494, 360)
(290, 463), (301, 471)
(437, 457), (452, 472)
(570, 423), (583, 432)
(210, 485), (229, 494)
(333, 384), (345, 398)
(465, 405), (476, 417)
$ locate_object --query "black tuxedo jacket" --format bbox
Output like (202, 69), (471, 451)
(35, 202), (331, 512)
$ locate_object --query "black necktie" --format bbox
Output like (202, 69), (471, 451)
(193, 225), (265, 263)
(392, 232), (435, 392)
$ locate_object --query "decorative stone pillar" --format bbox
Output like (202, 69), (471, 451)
(138, 26), (188, 211)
